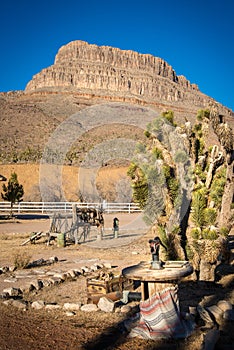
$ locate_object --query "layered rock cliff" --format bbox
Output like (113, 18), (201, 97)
(1, 40), (233, 165)
(25, 40), (220, 112)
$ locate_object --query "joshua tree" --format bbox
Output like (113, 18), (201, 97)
(186, 107), (232, 281)
(1, 172), (24, 217)
(128, 109), (232, 281)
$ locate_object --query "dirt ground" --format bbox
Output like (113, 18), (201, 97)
(0, 214), (233, 350)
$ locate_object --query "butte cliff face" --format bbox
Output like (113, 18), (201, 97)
(25, 40), (230, 116)
(0, 40), (233, 165)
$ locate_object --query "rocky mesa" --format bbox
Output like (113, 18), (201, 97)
(25, 40), (232, 117)
(0, 40), (233, 165)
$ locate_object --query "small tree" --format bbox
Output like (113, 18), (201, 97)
(1, 172), (24, 217)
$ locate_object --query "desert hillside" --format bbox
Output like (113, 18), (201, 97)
(0, 164), (129, 202)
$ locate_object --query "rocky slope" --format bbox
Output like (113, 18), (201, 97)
(0, 40), (233, 163)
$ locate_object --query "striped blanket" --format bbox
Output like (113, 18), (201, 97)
(129, 286), (194, 339)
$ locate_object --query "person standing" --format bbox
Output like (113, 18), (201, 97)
(113, 217), (119, 238)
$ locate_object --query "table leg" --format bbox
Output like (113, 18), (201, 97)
(141, 281), (149, 301)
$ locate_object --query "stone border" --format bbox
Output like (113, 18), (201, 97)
(0, 260), (137, 315)
(0, 261), (233, 322)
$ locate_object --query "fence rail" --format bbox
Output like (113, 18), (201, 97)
(0, 201), (141, 214)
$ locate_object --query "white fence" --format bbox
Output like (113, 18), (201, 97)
(0, 201), (141, 214)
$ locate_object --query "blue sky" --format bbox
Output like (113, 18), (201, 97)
(1, 0), (233, 111)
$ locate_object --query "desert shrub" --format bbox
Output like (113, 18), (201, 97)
(0, 233), (9, 240)
(197, 130), (203, 138)
(161, 110), (176, 125)
(196, 109), (210, 121)
(152, 147), (163, 160)
(13, 251), (31, 269)
(19, 146), (42, 162)
(193, 123), (202, 132)
(144, 130), (151, 138)
(174, 150), (188, 163)
(135, 142), (146, 153)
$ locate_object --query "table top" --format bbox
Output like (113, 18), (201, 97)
(122, 260), (193, 282)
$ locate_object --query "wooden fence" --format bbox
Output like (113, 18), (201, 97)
(0, 201), (141, 214)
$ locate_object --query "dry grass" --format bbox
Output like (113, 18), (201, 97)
(0, 164), (128, 202)
(12, 250), (32, 269)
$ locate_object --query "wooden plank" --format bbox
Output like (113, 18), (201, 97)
(21, 232), (43, 246)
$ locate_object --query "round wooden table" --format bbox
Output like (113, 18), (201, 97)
(122, 260), (193, 300)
